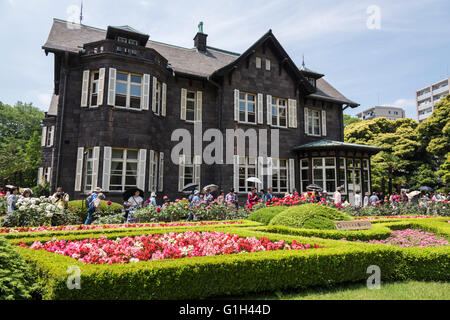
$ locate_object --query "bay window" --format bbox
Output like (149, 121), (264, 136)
(312, 157), (336, 193)
(300, 159), (309, 193)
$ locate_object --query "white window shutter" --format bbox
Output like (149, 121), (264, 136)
(81, 70), (90, 107)
(258, 156), (264, 189)
(257, 93), (264, 124)
(288, 99), (297, 128)
(256, 57), (261, 69)
(178, 155), (185, 191)
(74, 147), (84, 192)
(142, 74), (150, 110)
(266, 95), (272, 125)
(92, 147), (100, 189)
(322, 110), (327, 136)
(233, 155), (239, 191)
(49, 126), (55, 147)
(196, 91), (202, 121)
(158, 152), (164, 192)
(304, 107), (309, 134)
(152, 76), (157, 113)
(180, 89), (187, 120)
(161, 83), (167, 116)
(194, 155), (201, 187)
(289, 158), (295, 192)
(37, 167), (43, 186)
(107, 68), (116, 106)
(102, 147), (112, 192)
(234, 89), (239, 121)
(98, 68), (105, 106)
(137, 149), (147, 191)
(41, 126), (47, 147)
(148, 150), (155, 192)
(47, 167), (52, 185)
(267, 157), (273, 189)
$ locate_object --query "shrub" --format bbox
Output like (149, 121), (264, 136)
(0, 236), (36, 300)
(269, 204), (352, 230)
(248, 206), (287, 225)
(94, 213), (125, 225)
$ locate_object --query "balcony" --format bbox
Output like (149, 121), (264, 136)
(81, 39), (167, 68)
(433, 85), (449, 95)
(418, 102), (432, 111)
(417, 91), (431, 101)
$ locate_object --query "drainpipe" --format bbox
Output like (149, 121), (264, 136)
(54, 52), (69, 191)
(207, 76), (223, 188)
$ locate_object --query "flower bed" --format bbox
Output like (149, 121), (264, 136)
(1, 221), (243, 234)
(21, 231), (322, 264)
(354, 216), (438, 220)
(365, 229), (449, 247)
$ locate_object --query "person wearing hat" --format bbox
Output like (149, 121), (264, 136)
(52, 186), (70, 209)
(148, 192), (157, 207)
(84, 187), (102, 225)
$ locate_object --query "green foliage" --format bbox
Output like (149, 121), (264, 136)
(345, 117), (424, 192)
(269, 204), (352, 230)
(0, 236), (36, 300)
(248, 206), (287, 225)
(343, 114), (361, 127)
(437, 153), (450, 193)
(0, 101), (44, 187)
(264, 224), (392, 241)
(31, 181), (50, 197)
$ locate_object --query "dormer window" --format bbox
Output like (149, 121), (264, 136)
(128, 39), (138, 46)
(117, 36), (127, 44)
(308, 78), (316, 87)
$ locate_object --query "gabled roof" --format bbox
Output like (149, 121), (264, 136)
(211, 30), (315, 94)
(43, 18), (357, 105)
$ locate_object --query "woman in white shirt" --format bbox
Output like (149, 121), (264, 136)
(354, 190), (362, 209)
(126, 190), (143, 223)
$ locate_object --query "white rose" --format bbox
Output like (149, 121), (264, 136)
(46, 212), (53, 218)
(19, 206), (26, 211)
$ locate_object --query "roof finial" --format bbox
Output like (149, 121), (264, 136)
(302, 54), (305, 68)
(80, 0), (83, 24)
(198, 21), (204, 34)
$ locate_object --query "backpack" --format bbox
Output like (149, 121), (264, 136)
(85, 195), (91, 209)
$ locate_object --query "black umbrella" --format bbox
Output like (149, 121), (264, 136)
(123, 188), (144, 201)
(418, 186), (433, 193)
(182, 183), (199, 192)
(306, 184), (323, 191)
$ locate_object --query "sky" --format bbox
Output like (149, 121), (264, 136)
(0, 0), (449, 120)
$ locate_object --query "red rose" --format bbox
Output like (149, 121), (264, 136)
(163, 196), (168, 200)
(156, 208), (161, 212)
(107, 201), (112, 206)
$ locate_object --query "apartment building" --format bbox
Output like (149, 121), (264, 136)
(416, 77), (449, 122)
(356, 106), (405, 121)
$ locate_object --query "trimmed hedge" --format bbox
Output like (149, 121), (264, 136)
(0, 236), (36, 300)
(270, 204), (352, 230)
(263, 224), (392, 241)
(248, 206), (287, 225)
(14, 227), (402, 300)
(8, 217), (450, 300)
(67, 200), (123, 220)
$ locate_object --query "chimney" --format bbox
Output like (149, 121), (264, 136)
(194, 21), (208, 52)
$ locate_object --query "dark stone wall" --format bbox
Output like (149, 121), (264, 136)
(44, 46), (345, 204)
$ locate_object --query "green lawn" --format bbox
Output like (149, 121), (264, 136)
(238, 281), (450, 300)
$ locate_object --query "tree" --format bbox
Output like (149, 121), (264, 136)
(343, 114), (361, 127)
(345, 117), (423, 193)
(0, 101), (44, 187)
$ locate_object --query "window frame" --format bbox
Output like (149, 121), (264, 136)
(238, 156), (258, 193)
(307, 108), (321, 136)
(109, 148), (139, 192)
(89, 70), (100, 107)
(185, 90), (197, 122)
(114, 71), (143, 110)
(271, 158), (289, 194)
(299, 158), (309, 193)
(238, 92), (257, 124)
(312, 157), (336, 194)
(83, 148), (94, 192)
(271, 97), (288, 128)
